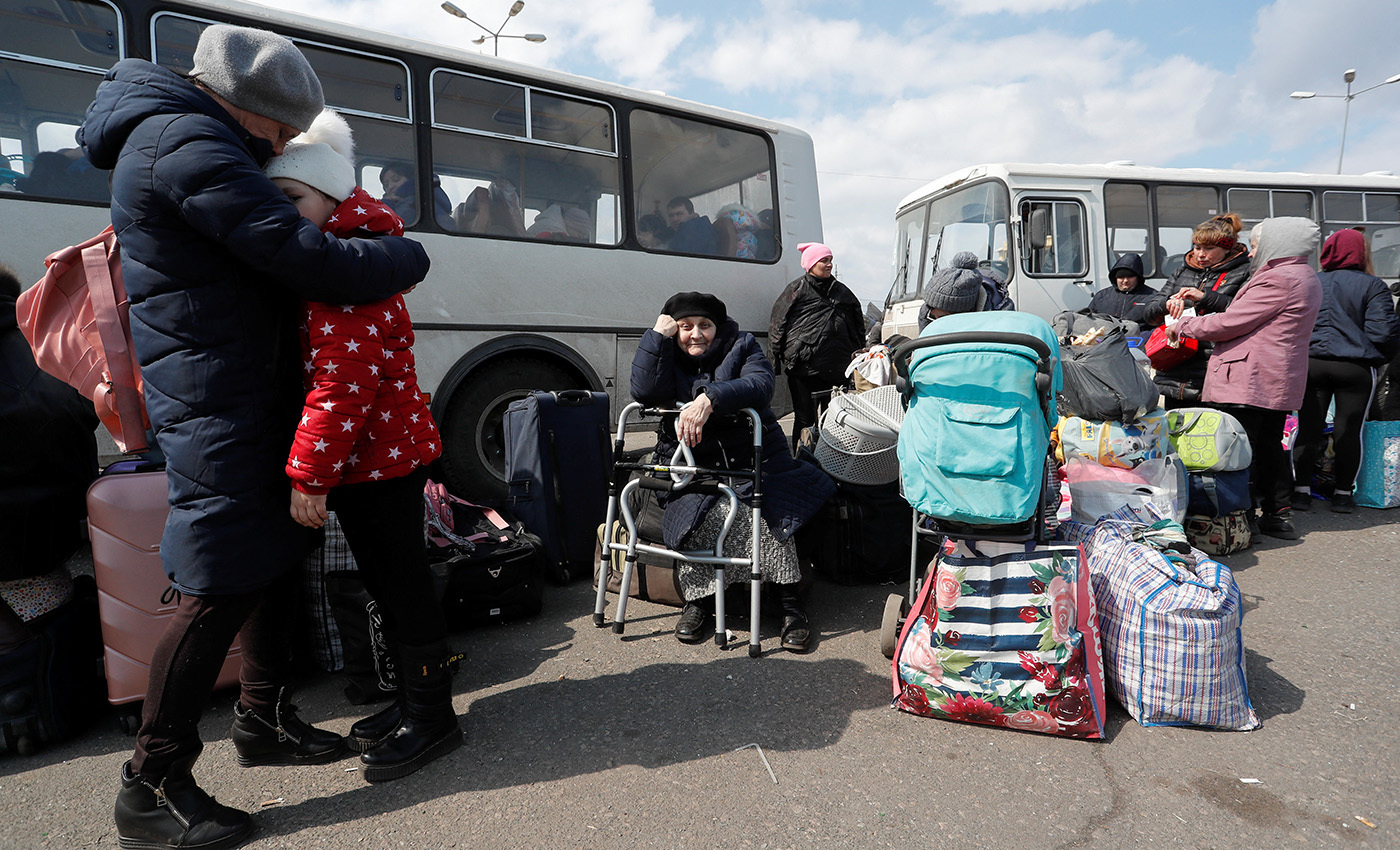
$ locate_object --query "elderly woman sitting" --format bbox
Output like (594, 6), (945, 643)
(631, 291), (836, 651)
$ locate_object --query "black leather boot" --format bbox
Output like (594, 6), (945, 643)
(345, 701), (403, 754)
(360, 642), (462, 782)
(777, 584), (812, 652)
(114, 759), (253, 850)
(230, 687), (347, 767)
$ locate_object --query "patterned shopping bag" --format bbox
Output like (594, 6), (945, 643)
(1081, 521), (1258, 730)
(1355, 420), (1400, 509)
(892, 539), (1107, 739)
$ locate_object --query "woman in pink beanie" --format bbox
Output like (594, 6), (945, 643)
(768, 242), (866, 452)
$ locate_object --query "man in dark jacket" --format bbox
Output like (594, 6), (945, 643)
(666, 196), (720, 256)
(79, 25), (430, 850)
(769, 242), (866, 452)
(1088, 252), (1157, 323)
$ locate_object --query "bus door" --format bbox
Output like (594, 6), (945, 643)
(1015, 193), (1096, 317)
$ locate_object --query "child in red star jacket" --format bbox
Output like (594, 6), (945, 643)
(264, 110), (461, 782)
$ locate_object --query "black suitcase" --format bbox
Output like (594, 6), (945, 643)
(503, 390), (611, 583)
(427, 496), (546, 628)
(809, 480), (912, 585)
(0, 575), (104, 755)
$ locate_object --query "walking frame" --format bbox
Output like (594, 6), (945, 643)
(592, 402), (767, 657)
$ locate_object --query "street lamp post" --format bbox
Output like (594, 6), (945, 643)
(441, 1), (546, 57)
(1290, 69), (1400, 174)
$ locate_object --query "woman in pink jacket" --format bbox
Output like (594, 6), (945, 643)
(1169, 217), (1323, 540)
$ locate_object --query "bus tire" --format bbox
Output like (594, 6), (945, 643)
(436, 356), (582, 498)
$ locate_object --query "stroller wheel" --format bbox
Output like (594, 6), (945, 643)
(880, 594), (905, 659)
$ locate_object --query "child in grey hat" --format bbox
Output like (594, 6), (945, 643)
(918, 253), (989, 329)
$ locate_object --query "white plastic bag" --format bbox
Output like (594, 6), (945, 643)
(845, 344), (894, 388)
(1065, 455), (1187, 524)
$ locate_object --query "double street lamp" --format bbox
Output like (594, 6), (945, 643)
(441, 1), (546, 57)
(1291, 69), (1400, 174)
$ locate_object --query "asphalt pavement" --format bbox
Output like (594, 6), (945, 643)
(1, 500), (1396, 850)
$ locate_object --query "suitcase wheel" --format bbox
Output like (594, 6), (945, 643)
(880, 593), (906, 659)
(118, 710), (141, 736)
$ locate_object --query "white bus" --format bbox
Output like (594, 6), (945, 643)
(0, 0), (820, 494)
(881, 162), (1400, 339)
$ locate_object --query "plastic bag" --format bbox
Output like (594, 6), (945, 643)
(1064, 455), (1187, 524)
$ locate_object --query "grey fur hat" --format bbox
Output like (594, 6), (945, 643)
(923, 253), (987, 315)
(191, 25), (324, 132)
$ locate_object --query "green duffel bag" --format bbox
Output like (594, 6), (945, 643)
(1166, 408), (1252, 472)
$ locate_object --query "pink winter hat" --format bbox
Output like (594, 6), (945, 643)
(798, 242), (833, 272)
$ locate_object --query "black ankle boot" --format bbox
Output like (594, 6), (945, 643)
(346, 701), (403, 754)
(115, 760), (253, 850)
(230, 688), (347, 767)
(777, 584), (812, 652)
(360, 642), (462, 782)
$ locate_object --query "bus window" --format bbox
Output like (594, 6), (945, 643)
(1325, 191), (1400, 278)
(1020, 199), (1085, 277)
(628, 109), (777, 260)
(1228, 188), (1314, 236)
(922, 181), (1010, 281)
(1155, 185), (1220, 278)
(1105, 182), (1152, 274)
(431, 70), (620, 243)
(0, 0), (121, 202)
(890, 204), (927, 303)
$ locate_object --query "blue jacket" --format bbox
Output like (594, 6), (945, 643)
(669, 215), (719, 256)
(630, 322), (835, 547)
(79, 60), (430, 595)
(1309, 268), (1400, 366)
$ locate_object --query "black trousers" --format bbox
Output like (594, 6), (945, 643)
(1221, 405), (1293, 515)
(786, 371), (844, 451)
(1294, 358), (1375, 493)
(131, 569), (299, 778)
(327, 466), (446, 646)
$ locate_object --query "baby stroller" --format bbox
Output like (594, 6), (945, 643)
(878, 311), (1063, 657)
(592, 402), (768, 657)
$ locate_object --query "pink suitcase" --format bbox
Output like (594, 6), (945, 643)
(86, 465), (242, 727)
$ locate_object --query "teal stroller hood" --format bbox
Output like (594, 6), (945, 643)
(893, 311), (1062, 526)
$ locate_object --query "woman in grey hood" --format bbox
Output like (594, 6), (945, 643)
(1170, 217), (1323, 540)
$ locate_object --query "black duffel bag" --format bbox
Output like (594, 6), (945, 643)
(1052, 311), (1159, 424)
(425, 482), (546, 629)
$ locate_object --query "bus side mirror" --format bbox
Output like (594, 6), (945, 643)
(1026, 207), (1049, 250)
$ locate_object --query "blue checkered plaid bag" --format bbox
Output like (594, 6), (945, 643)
(1082, 516), (1258, 730)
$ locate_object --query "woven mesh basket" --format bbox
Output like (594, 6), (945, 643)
(813, 386), (905, 485)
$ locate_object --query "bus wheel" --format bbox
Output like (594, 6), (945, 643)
(437, 357), (581, 498)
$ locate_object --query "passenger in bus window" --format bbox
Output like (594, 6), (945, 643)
(754, 208), (777, 260)
(265, 109), (462, 784)
(637, 213), (673, 249)
(632, 291), (835, 651)
(665, 195), (720, 255)
(455, 178), (528, 236)
(769, 243), (866, 453)
(1087, 252), (1157, 323)
(717, 203), (760, 258)
(563, 206), (593, 243)
(378, 161), (416, 221)
(79, 24), (430, 850)
(1141, 213), (1252, 408)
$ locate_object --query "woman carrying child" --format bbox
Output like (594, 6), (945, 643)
(264, 111), (461, 782)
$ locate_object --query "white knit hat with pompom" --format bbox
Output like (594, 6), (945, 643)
(264, 109), (356, 202)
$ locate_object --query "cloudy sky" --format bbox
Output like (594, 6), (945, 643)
(266, 0), (1400, 306)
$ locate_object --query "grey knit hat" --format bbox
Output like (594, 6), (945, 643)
(923, 253), (987, 315)
(191, 25), (324, 132)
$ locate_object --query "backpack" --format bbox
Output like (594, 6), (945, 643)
(978, 270), (1015, 311)
(15, 226), (149, 452)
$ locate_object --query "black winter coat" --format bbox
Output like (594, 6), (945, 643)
(1088, 253), (1157, 323)
(1310, 268), (1400, 365)
(768, 273), (865, 378)
(0, 296), (99, 578)
(79, 60), (430, 595)
(1141, 246), (1251, 394)
(630, 322), (835, 548)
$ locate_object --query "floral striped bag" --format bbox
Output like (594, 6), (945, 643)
(892, 539), (1107, 739)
